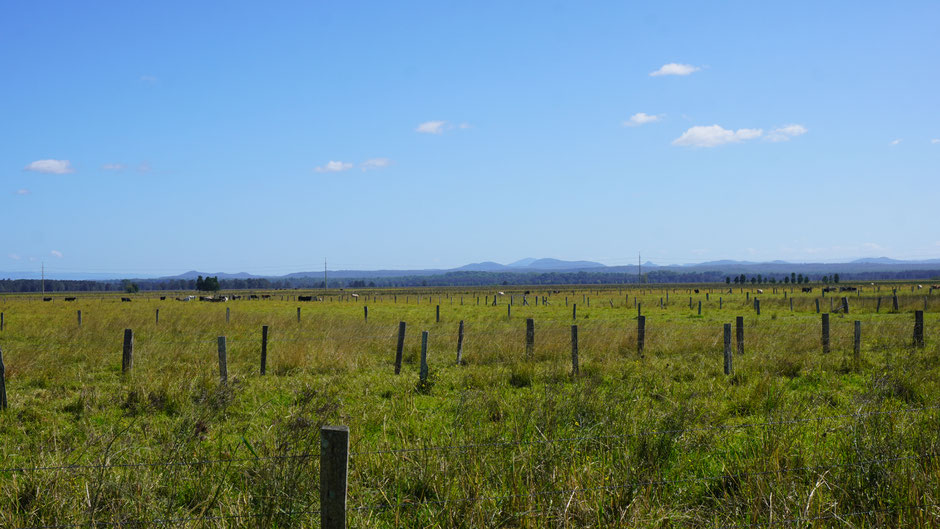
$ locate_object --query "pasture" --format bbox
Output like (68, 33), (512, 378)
(0, 284), (938, 528)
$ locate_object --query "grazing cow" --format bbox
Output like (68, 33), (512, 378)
(839, 286), (857, 292)
(121, 297), (131, 302)
(823, 287), (836, 293)
(756, 289), (763, 294)
(64, 297), (76, 301)
(917, 285), (923, 290)
(802, 287), (813, 293)
(261, 295), (271, 299)
(497, 291), (505, 296)
(249, 295), (259, 300)
(42, 297), (52, 302)
(298, 295), (313, 302)
(694, 289), (700, 294)
(524, 290), (531, 295)
(230, 295), (241, 300)
(351, 293), (360, 298)
(160, 296), (166, 301)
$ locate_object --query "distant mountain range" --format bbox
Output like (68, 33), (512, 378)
(3, 256), (940, 281)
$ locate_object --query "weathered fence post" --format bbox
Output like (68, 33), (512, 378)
(724, 323), (733, 375)
(507, 304), (511, 320)
(226, 307), (230, 323)
(297, 307), (301, 323)
(77, 310), (82, 327)
(790, 298), (793, 312)
(456, 320), (464, 364)
(853, 320), (861, 370)
(525, 318), (534, 357)
(755, 299), (761, 315)
(735, 316), (744, 356)
(155, 308), (159, 324)
(570, 325), (579, 375)
(364, 306), (368, 322)
(122, 329), (134, 374)
(217, 336), (228, 384)
(1, 312), (4, 331)
(698, 301), (702, 315)
(419, 331), (430, 384)
(261, 325), (269, 375)
(914, 310), (925, 348)
(637, 302), (642, 317)
(436, 305), (440, 323)
(815, 298), (820, 314)
(572, 304), (577, 320)
(395, 321), (406, 374)
(0, 345), (7, 410)
(320, 425), (349, 529)
(637, 315), (646, 354)
(876, 297), (882, 313)
(842, 297), (849, 314)
(822, 314), (830, 354)
(893, 294), (899, 311)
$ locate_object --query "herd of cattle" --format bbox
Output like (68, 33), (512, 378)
(30, 284), (940, 304)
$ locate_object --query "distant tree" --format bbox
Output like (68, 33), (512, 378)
(822, 275), (829, 284)
(733, 276), (739, 284)
(834, 273), (840, 284)
(750, 277), (757, 284)
(784, 276), (790, 284)
(797, 273), (804, 284)
(196, 275), (204, 291)
(204, 276), (221, 292)
(757, 274), (763, 284)
(739, 274), (746, 284)
(791, 272), (797, 284)
(726, 276), (731, 285)
(122, 279), (139, 293)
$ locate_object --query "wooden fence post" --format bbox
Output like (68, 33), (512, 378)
(226, 307), (230, 323)
(320, 425), (349, 529)
(364, 306), (368, 322)
(0, 345), (7, 410)
(755, 299), (761, 315)
(77, 310), (82, 327)
(217, 336), (227, 384)
(815, 299), (820, 314)
(525, 318), (534, 358)
(724, 323), (732, 375)
(297, 307), (301, 323)
(456, 320), (464, 364)
(790, 298), (793, 312)
(842, 297), (849, 314)
(698, 301), (702, 315)
(507, 304), (511, 320)
(122, 329), (134, 374)
(1, 312), (4, 331)
(853, 320), (861, 370)
(893, 294), (899, 311)
(572, 304), (576, 320)
(735, 316), (744, 356)
(395, 321), (406, 374)
(876, 297), (881, 313)
(419, 331), (430, 383)
(637, 315), (646, 354)
(436, 305), (440, 323)
(261, 325), (269, 375)
(822, 314), (830, 354)
(914, 310), (925, 348)
(570, 325), (579, 376)
(155, 308), (159, 324)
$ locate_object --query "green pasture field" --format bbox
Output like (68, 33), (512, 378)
(0, 283), (938, 527)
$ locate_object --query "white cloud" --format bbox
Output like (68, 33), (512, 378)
(890, 139), (902, 145)
(458, 123), (472, 129)
(50, 250), (63, 258)
(16, 189), (30, 195)
(25, 159), (74, 174)
(650, 63), (701, 77)
(416, 121), (447, 134)
(8, 254), (20, 260)
(672, 125), (763, 147)
(766, 124), (808, 142)
(624, 112), (663, 127)
(102, 163), (126, 170)
(315, 161), (353, 173)
(931, 139), (939, 144)
(360, 158), (391, 171)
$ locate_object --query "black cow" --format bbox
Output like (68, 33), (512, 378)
(261, 295), (271, 299)
(43, 297), (52, 302)
(694, 289), (700, 294)
(64, 297), (76, 301)
(121, 297), (131, 302)
(160, 296), (166, 301)
(249, 295), (259, 299)
(802, 288), (812, 293)
(839, 286), (857, 292)
(298, 295), (313, 301)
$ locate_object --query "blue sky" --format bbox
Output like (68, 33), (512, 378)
(2, 2), (939, 276)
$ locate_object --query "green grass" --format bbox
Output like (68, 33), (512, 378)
(0, 284), (938, 527)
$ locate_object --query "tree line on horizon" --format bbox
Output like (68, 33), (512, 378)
(1, 268), (938, 293)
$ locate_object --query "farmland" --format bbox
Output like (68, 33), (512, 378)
(0, 283), (938, 528)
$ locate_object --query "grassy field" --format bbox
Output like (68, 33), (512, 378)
(0, 284), (938, 528)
